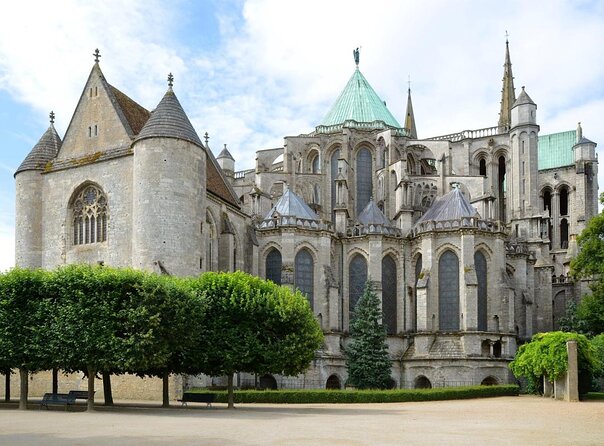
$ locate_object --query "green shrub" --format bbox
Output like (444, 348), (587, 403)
(188, 385), (519, 404)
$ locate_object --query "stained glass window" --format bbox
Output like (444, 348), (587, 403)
(382, 255), (397, 334)
(356, 148), (372, 215)
(438, 250), (459, 331)
(295, 249), (314, 308)
(266, 249), (282, 285)
(331, 149), (340, 222)
(475, 251), (488, 331)
(349, 254), (368, 321)
(72, 184), (108, 245)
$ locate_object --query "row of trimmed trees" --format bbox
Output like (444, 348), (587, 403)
(0, 266), (323, 410)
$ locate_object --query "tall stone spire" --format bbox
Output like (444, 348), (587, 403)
(498, 36), (516, 130)
(405, 85), (417, 139)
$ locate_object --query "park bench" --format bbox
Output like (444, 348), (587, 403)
(68, 390), (94, 400)
(178, 392), (216, 407)
(40, 393), (75, 410)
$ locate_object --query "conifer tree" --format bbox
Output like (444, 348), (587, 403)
(345, 280), (392, 389)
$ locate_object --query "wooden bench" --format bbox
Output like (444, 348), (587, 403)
(40, 393), (75, 410)
(68, 390), (93, 400)
(178, 392), (216, 407)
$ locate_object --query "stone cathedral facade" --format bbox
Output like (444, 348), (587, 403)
(14, 41), (598, 395)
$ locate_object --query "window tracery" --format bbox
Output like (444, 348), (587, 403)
(72, 184), (108, 245)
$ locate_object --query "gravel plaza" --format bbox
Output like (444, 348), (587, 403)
(1, 396), (603, 445)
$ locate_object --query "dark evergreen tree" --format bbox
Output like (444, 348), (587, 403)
(345, 281), (392, 389)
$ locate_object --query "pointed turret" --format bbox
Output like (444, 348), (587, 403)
(404, 87), (417, 139)
(498, 38), (516, 130)
(15, 112), (62, 176)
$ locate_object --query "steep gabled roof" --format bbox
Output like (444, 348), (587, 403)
(264, 187), (318, 221)
(320, 68), (401, 128)
(15, 124), (62, 176)
(206, 144), (241, 208)
(415, 188), (479, 225)
(109, 85), (150, 135)
(538, 130), (575, 170)
(136, 88), (203, 148)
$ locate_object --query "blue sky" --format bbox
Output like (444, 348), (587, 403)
(1, 0), (603, 271)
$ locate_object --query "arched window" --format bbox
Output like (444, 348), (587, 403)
(438, 250), (459, 331)
(311, 153), (320, 174)
(72, 184), (108, 245)
(349, 254), (368, 321)
(543, 189), (552, 216)
(295, 249), (314, 309)
(498, 155), (506, 222)
(479, 158), (487, 176)
(559, 187), (569, 216)
(266, 249), (282, 285)
(560, 218), (569, 249)
(407, 153), (416, 174)
(356, 148), (372, 215)
(382, 255), (397, 335)
(475, 251), (488, 331)
(330, 149), (340, 222)
(414, 254), (423, 332)
(206, 216), (217, 271)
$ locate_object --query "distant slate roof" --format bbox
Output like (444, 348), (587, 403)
(538, 130), (576, 170)
(358, 199), (391, 226)
(320, 68), (401, 128)
(137, 88), (203, 147)
(109, 85), (150, 135)
(206, 144), (241, 208)
(217, 144), (234, 160)
(264, 187), (318, 221)
(15, 125), (62, 176)
(415, 188), (479, 225)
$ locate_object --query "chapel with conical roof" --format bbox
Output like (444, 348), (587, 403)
(14, 40), (599, 397)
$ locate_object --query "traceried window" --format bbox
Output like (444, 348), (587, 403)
(266, 248), (282, 285)
(382, 255), (397, 334)
(349, 254), (368, 322)
(330, 149), (340, 222)
(356, 148), (372, 215)
(438, 250), (459, 331)
(295, 249), (314, 309)
(72, 184), (108, 245)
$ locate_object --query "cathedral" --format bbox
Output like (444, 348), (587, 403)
(13, 40), (599, 395)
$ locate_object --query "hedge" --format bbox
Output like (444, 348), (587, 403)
(189, 385), (519, 404)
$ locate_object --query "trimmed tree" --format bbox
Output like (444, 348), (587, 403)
(189, 271), (323, 408)
(346, 281), (392, 389)
(0, 268), (52, 409)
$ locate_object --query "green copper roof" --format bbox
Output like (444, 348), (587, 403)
(320, 68), (401, 128)
(538, 130), (575, 170)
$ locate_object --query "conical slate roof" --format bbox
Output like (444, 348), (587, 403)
(320, 68), (401, 128)
(264, 186), (318, 221)
(137, 88), (203, 147)
(217, 144), (234, 160)
(415, 188), (479, 225)
(15, 124), (61, 176)
(512, 86), (535, 107)
(358, 198), (391, 226)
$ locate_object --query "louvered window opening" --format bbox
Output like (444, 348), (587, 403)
(73, 185), (107, 245)
(382, 255), (397, 334)
(356, 148), (372, 215)
(438, 250), (459, 331)
(266, 249), (282, 285)
(349, 254), (368, 321)
(295, 249), (314, 309)
(475, 251), (488, 331)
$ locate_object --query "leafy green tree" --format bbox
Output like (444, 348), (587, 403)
(509, 331), (596, 395)
(558, 300), (590, 334)
(189, 271), (323, 408)
(571, 195), (604, 279)
(345, 281), (392, 389)
(0, 268), (53, 410)
(590, 333), (604, 379)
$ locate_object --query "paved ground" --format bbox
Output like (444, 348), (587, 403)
(1, 396), (603, 445)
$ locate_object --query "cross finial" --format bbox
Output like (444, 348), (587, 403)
(93, 48), (101, 63)
(505, 30), (509, 43)
(167, 72), (174, 88)
(204, 132), (209, 144)
(408, 75), (411, 91)
(353, 47), (360, 66)
(49, 111), (55, 124)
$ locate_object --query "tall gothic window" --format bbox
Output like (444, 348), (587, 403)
(330, 149), (340, 222)
(266, 249), (282, 285)
(295, 249), (314, 309)
(475, 251), (488, 331)
(438, 250), (459, 331)
(311, 153), (320, 174)
(356, 148), (372, 215)
(72, 184), (108, 245)
(382, 255), (397, 334)
(349, 254), (368, 322)
(414, 254), (422, 332)
(479, 158), (487, 176)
